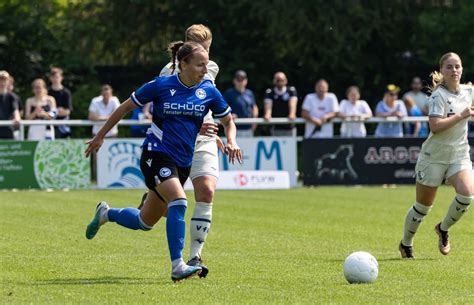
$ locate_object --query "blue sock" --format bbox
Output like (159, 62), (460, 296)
(107, 208), (152, 231)
(166, 199), (187, 261)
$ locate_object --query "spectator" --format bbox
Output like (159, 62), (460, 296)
(7, 74), (23, 140)
(338, 86), (372, 138)
(0, 71), (21, 139)
(263, 72), (297, 136)
(25, 79), (57, 140)
(301, 79), (339, 139)
(403, 76), (429, 115)
(374, 84), (407, 138)
(404, 95), (428, 137)
(223, 70), (258, 137)
(48, 67), (73, 138)
(129, 104), (152, 138)
(88, 84), (120, 138)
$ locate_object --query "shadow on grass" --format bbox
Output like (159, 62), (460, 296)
(29, 276), (168, 286)
(327, 256), (436, 263)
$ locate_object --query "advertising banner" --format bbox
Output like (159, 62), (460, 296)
(0, 140), (90, 189)
(303, 138), (434, 185)
(184, 171), (290, 190)
(97, 137), (298, 188)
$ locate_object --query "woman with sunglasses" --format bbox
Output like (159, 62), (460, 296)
(374, 84), (408, 137)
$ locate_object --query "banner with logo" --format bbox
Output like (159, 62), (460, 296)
(219, 137), (297, 186)
(183, 171), (290, 190)
(303, 138), (427, 185)
(0, 140), (90, 189)
(96, 137), (298, 188)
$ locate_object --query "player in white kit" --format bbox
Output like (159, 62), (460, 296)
(139, 25), (225, 277)
(399, 52), (474, 258)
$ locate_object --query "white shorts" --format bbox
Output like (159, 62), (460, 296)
(189, 139), (219, 180)
(415, 158), (472, 187)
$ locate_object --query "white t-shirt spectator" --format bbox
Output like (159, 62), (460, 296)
(89, 96), (120, 137)
(302, 93), (339, 138)
(339, 99), (372, 137)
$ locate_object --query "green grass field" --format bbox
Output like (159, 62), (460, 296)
(1, 187), (474, 304)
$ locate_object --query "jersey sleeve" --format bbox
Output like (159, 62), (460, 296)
(130, 78), (159, 107)
(302, 94), (312, 111)
(206, 61), (219, 82)
(210, 88), (231, 118)
(288, 86), (298, 98)
(159, 63), (174, 77)
(428, 91), (445, 118)
(264, 88), (273, 105)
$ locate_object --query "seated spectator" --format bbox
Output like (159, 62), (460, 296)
(88, 84), (120, 138)
(263, 72), (298, 136)
(404, 95), (428, 137)
(403, 76), (429, 115)
(48, 67), (73, 138)
(338, 86), (372, 137)
(0, 71), (21, 139)
(374, 84), (407, 138)
(301, 79), (339, 139)
(25, 78), (57, 140)
(130, 104), (152, 138)
(224, 70), (258, 137)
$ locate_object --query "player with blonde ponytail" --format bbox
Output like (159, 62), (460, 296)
(399, 52), (474, 258)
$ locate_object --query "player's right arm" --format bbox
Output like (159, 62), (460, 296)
(85, 98), (137, 157)
(428, 91), (474, 134)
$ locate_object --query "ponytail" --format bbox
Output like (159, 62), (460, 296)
(167, 41), (185, 73)
(429, 70), (444, 92)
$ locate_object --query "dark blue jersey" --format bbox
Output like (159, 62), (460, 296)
(131, 74), (231, 167)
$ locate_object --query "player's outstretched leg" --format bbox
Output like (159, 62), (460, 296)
(85, 201), (109, 239)
(435, 193), (472, 255)
(399, 202), (432, 258)
(167, 198), (202, 282)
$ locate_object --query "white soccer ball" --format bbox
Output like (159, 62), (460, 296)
(343, 251), (378, 284)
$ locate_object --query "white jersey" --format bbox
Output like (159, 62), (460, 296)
(302, 92), (339, 138)
(420, 85), (474, 163)
(339, 99), (372, 137)
(159, 60), (220, 142)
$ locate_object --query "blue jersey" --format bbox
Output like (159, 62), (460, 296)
(131, 74), (231, 167)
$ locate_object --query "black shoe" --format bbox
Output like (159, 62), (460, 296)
(435, 223), (450, 255)
(137, 192), (147, 210)
(399, 241), (414, 259)
(187, 256), (209, 278)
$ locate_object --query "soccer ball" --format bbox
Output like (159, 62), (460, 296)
(343, 251), (378, 284)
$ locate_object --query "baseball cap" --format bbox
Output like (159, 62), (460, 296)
(385, 84), (400, 94)
(234, 70), (247, 79)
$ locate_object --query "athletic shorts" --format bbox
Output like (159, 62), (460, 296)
(415, 157), (472, 187)
(189, 139), (219, 180)
(140, 150), (190, 191)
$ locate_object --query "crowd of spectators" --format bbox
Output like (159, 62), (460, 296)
(0, 67), (434, 140)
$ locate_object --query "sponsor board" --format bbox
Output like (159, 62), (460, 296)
(97, 137), (298, 188)
(184, 170), (290, 190)
(0, 140), (90, 189)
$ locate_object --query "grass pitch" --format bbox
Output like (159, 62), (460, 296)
(1, 186), (473, 304)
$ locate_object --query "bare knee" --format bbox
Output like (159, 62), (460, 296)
(193, 176), (217, 203)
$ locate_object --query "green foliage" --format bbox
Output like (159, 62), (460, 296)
(1, 0), (473, 119)
(1, 187), (473, 303)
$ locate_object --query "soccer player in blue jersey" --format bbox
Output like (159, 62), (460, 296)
(85, 41), (242, 282)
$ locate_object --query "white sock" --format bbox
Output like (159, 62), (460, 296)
(402, 202), (432, 246)
(189, 202), (212, 260)
(440, 194), (472, 231)
(172, 258), (185, 272)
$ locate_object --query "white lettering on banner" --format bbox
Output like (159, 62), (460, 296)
(219, 137), (297, 186)
(364, 146), (420, 164)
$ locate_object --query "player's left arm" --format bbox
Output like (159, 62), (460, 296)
(219, 114), (242, 164)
